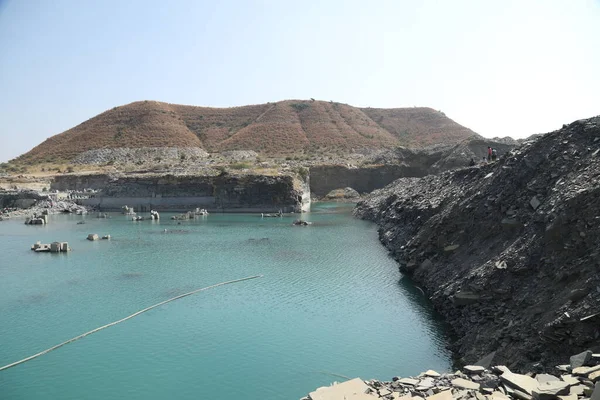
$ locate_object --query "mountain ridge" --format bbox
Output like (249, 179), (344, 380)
(15, 99), (482, 164)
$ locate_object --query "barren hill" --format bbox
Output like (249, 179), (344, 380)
(16, 100), (480, 164)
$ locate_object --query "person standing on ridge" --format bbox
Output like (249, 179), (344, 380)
(487, 146), (492, 161)
(492, 148), (497, 161)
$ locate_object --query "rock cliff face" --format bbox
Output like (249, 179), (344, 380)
(309, 164), (428, 198)
(354, 116), (600, 371)
(309, 138), (517, 197)
(52, 173), (308, 213)
(0, 191), (47, 209)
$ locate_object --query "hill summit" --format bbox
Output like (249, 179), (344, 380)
(17, 100), (480, 164)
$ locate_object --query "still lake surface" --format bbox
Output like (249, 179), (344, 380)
(0, 203), (451, 399)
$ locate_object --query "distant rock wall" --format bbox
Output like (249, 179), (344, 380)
(309, 165), (428, 197)
(0, 191), (47, 209)
(51, 173), (306, 213)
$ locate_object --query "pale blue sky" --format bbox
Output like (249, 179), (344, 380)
(1, 0), (599, 162)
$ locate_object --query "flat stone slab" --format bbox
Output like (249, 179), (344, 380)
(555, 365), (571, 373)
(423, 370), (441, 377)
(530, 196), (541, 210)
(536, 374), (560, 384)
(558, 395), (577, 400)
(590, 370), (600, 382)
(399, 378), (420, 386)
(500, 372), (538, 395)
(309, 378), (369, 400)
(568, 385), (586, 396)
(491, 391), (511, 400)
(464, 365), (486, 374)
(559, 375), (579, 386)
(513, 389), (533, 400)
(426, 389), (452, 400)
(453, 291), (480, 305)
(573, 364), (600, 376)
(452, 378), (481, 390)
(533, 381), (570, 400)
(417, 377), (435, 390)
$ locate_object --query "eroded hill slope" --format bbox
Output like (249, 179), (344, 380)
(16, 100), (479, 164)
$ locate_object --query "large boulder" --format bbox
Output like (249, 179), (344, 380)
(325, 187), (360, 200)
(570, 350), (592, 369)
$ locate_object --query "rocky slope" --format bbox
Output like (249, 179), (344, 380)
(14, 100), (479, 164)
(354, 116), (600, 371)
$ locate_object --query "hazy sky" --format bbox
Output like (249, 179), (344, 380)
(1, 0), (599, 162)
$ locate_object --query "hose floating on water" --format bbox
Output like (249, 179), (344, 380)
(0, 275), (263, 372)
(316, 371), (352, 380)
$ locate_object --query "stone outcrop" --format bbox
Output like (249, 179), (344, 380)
(354, 116), (600, 371)
(31, 241), (70, 252)
(24, 215), (47, 225)
(72, 147), (209, 165)
(302, 351), (600, 400)
(325, 187), (361, 200)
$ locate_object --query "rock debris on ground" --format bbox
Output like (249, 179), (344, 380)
(303, 350), (600, 400)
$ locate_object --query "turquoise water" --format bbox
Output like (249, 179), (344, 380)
(0, 203), (451, 399)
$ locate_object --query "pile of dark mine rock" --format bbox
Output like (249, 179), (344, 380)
(353, 116), (600, 370)
(303, 350), (600, 400)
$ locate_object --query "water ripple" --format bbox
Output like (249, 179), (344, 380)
(0, 206), (452, 400)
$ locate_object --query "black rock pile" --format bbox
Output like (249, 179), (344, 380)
(354, 116), (600, 371)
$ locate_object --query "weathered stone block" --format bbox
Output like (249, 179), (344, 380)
(451, 378), (480, 390)
(570, 350), (592, 368)
(308, 378), (369, 400)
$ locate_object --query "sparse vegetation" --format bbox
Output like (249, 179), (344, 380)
(290, 103), (309, 112)
(293, 166), (309, 182)
(229, 162), (251, 170)
(114, 127), (125, 139)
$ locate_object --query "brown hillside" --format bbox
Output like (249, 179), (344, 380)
(360, 107), (479, 147)
(18, 101), (203, 164)
(17, 100), (480, 163)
